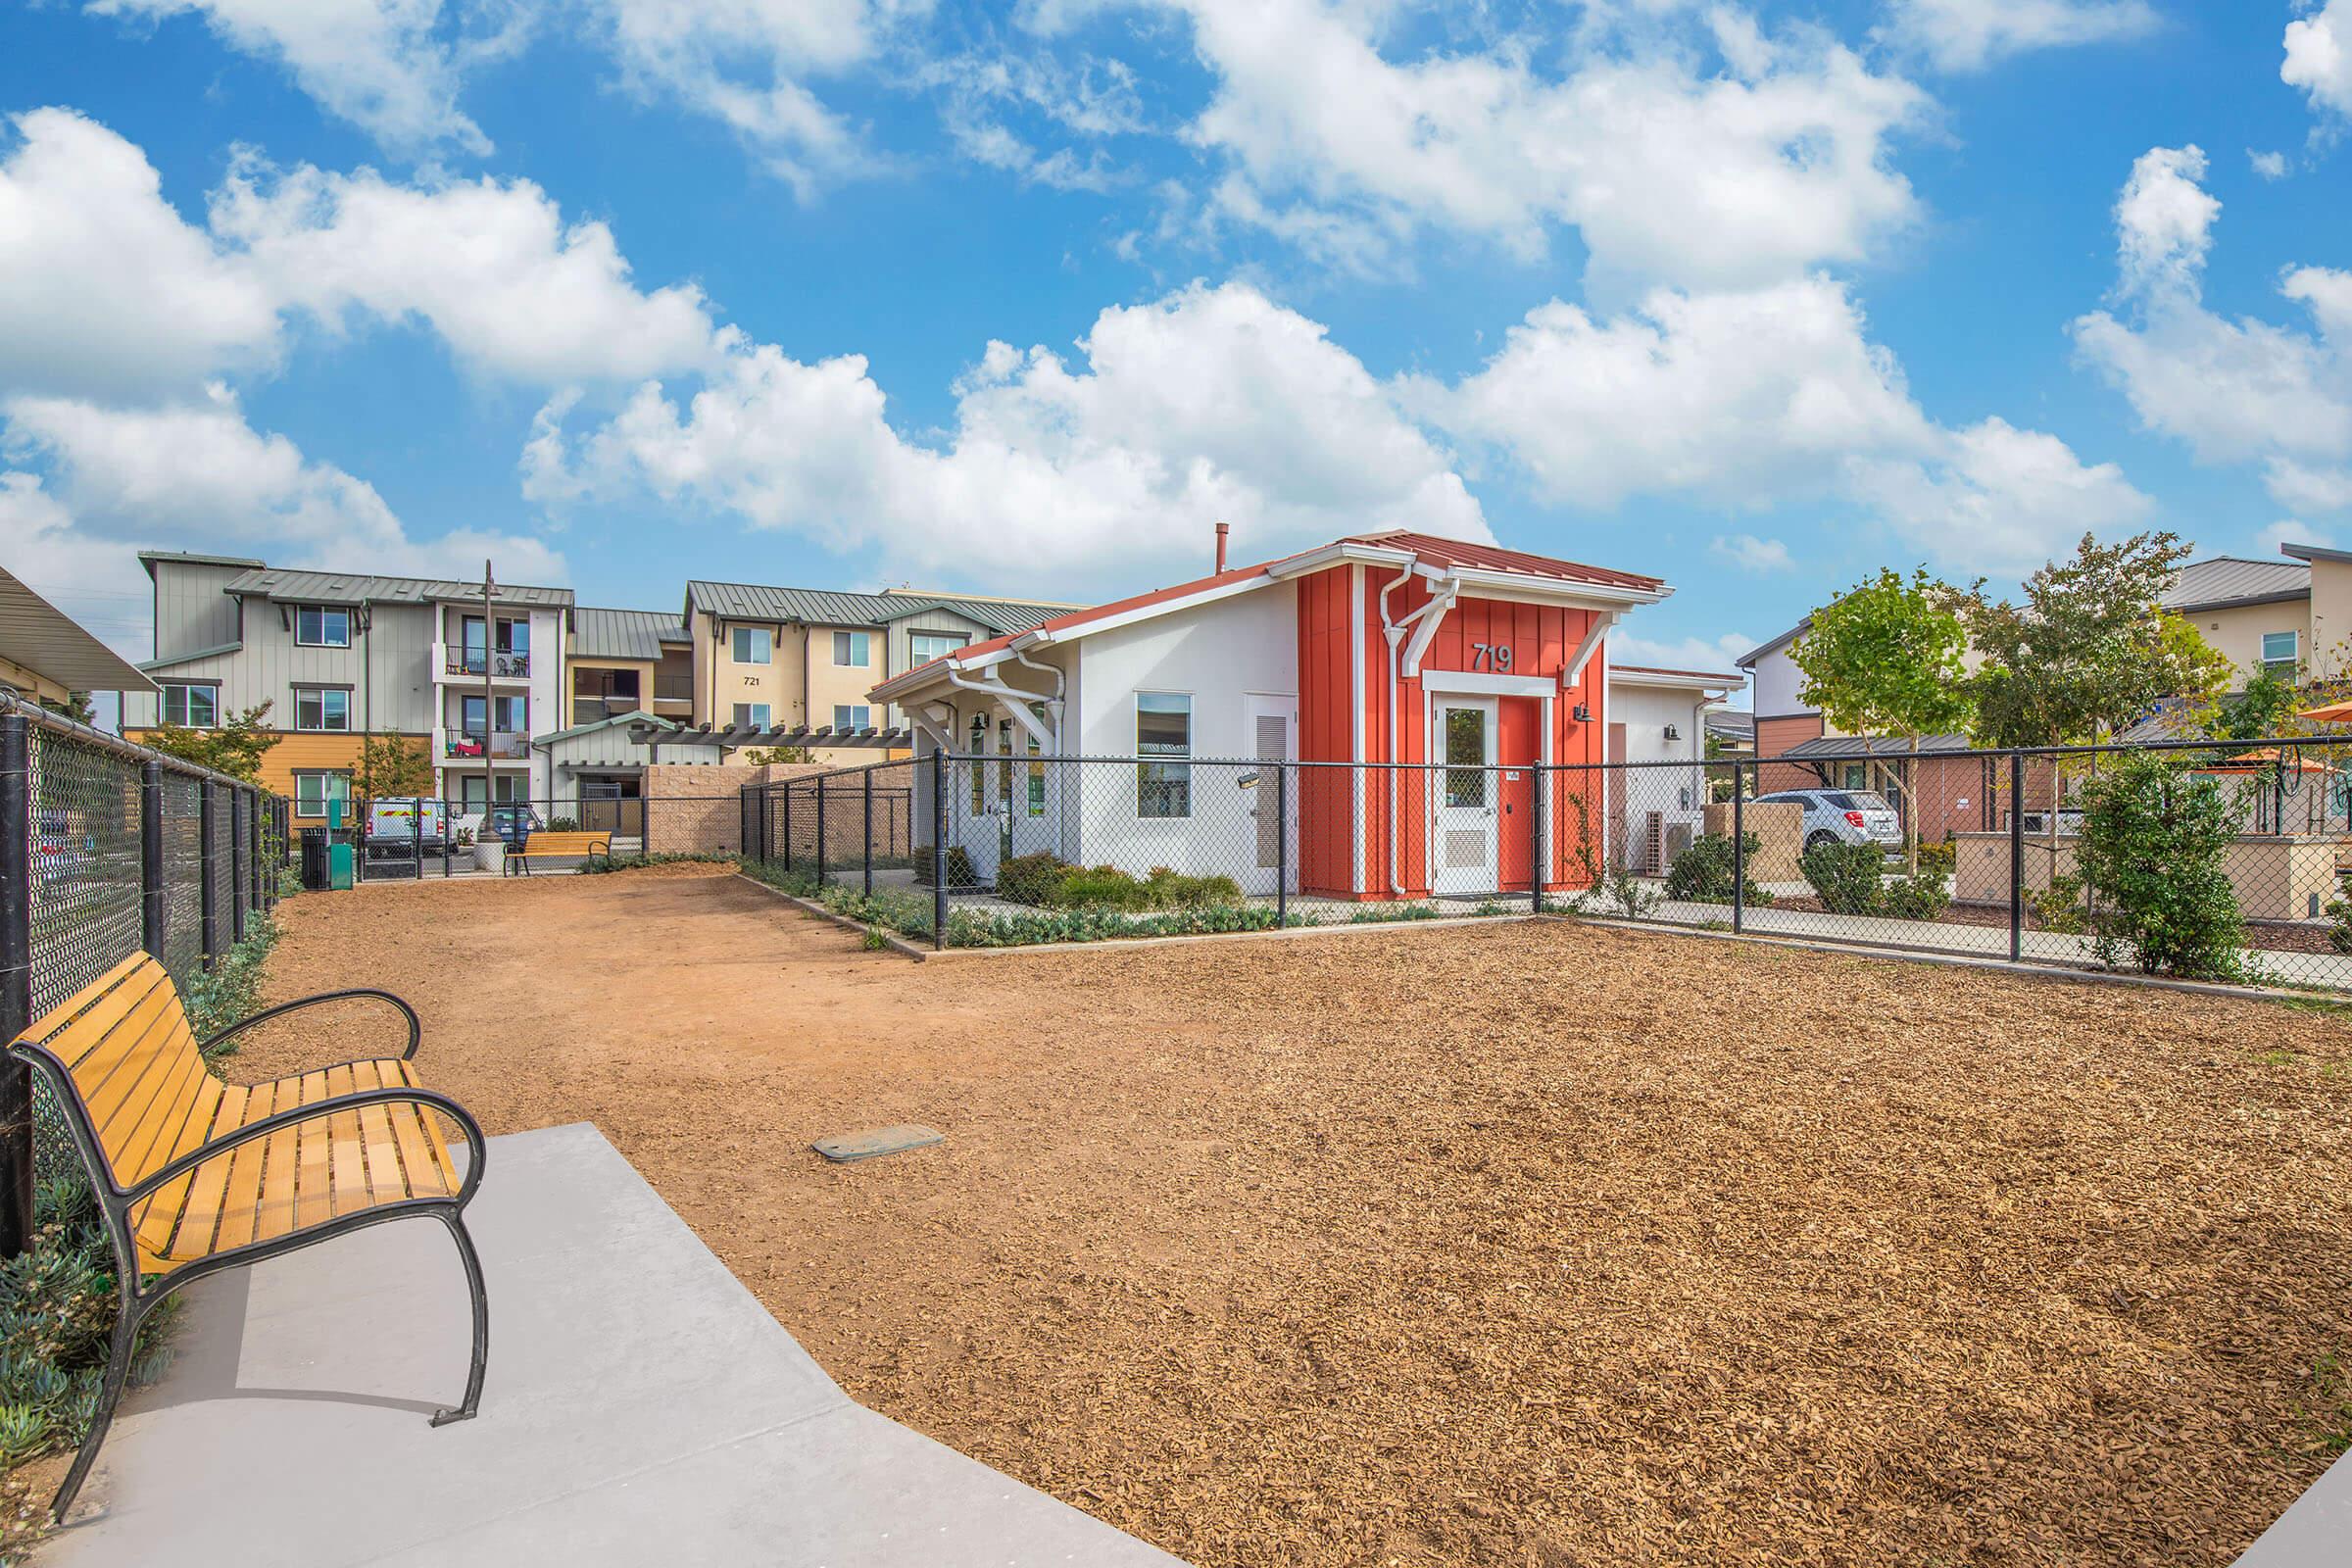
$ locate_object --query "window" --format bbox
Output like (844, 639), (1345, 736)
(1027, 723), (1046, 816)
(461, 695), (527, 737)
(969, 712), (989, 812)
(1444, 708), (1487, 808)
(2263, 630), (2300, 678)
(293, 771), (351, 819)
(833, 704), (870, 730)
(1137, 692), (1191, 818)
(459, 775), (525, 811)
(295, 605), (351, 648)
(832, 630), (870, 667)
(293, 687), (350, 732)
(161, 683), (218, 728)
(573, 666), (640, 724)
(1840, 762), (1870, 790)
(733, 703), (770, 728)
(731, 626), (771, 664)
(909, 632), (958, 665)
(457, 616), (530, 674)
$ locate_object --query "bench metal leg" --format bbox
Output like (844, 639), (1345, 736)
(429, 1209), (488, 1427)
(52, 1294), (143, 1522)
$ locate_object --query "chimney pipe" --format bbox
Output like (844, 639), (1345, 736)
(1214, 520), (1229, 574)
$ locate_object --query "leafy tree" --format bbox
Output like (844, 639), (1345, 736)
(142, 701), (279, 783)
(352, 735), (435, 802)
(744, 745), (813, 764)
(2210, 669), (2301, 745)
(1791, 567), (1975, 872)
(40, 693), (96, 725)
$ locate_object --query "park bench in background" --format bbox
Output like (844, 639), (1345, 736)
(505, 828), (613, 874)
(8, 953), (489, 1522)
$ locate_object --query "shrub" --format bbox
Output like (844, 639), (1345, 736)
(1800, 841), (1884, 915)
(1665, 832), (1773, 906)
(1880, 876), (1951, 922)
(2075, 752), (2246, 980)
(2329, 899), (2352, 957)
(1142, 866), (1244, 908)
(1571, 867), (1660, 919)
(947, 903), (1284, 947)
(994, 852), (1067, 907)
(2027, 870), (2088, 934)
(1914, 837), (1957, 881)
(1058, 864), (1152, 909)
(546, 814), (579, 832)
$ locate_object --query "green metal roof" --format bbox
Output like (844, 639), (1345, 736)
(222, 566), (574, 609)
(573, 608), (690, 661)
(683, 581), (1074, 634)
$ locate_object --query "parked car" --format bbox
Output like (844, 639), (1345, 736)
(364, 798), (449, 858)
(1755, 788), (1904, 853)
(480, 804), (544, 849)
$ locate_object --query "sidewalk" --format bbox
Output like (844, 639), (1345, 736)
(45, 1123), (1185, 1567)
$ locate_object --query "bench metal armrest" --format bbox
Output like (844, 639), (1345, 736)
(126, 1087), (485, 1208)
(199, 988), (421, 1060)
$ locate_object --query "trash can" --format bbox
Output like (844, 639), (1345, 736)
(300, 827), (330, 891)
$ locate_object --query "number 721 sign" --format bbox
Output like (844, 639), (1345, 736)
(1469, 642), (1515, 672)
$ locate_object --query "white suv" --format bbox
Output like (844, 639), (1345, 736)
(1755, 789), (1904, 853)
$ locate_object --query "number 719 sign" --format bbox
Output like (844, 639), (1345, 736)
(1469, 642), (1515, 672)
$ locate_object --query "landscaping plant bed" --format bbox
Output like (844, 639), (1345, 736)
(233, 865), (2352, 1566)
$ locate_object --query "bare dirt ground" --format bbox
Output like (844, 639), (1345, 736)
(232, 864), (2352, 1568)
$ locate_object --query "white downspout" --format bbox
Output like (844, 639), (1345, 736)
(1377, 559), (1416, 895)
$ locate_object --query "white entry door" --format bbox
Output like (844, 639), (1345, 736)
(1432, 698), (1497, 896)
(1243, 694), (1298, 896)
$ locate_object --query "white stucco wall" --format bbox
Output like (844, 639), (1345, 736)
(1607, 678), (1718, 870)
(1746, 643), (1807, 717)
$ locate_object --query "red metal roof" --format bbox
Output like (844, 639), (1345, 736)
(1344, 531), (1666, 592)
(879, 531), (1664, 688)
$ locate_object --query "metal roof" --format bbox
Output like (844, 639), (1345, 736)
(1777, 732), (1977, 760)
(2163, 557), (2310, 612)
(137, 550), (267, 576)
(221, 566), (574, 609)
(533, 710), (697, 748)
(0, 569), (156, 693)
(1344, 530), (1666, 592)
(572, 608), (689, 661)
(683, 581), (1073, 634)
(1705, 710), (1756, 739)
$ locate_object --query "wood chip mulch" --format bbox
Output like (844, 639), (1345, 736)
(239, 870), (2352, 1567)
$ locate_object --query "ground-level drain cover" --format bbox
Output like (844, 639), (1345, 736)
(812, 1125), (945, 1162)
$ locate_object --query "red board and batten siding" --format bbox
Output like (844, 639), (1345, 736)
(1294, 564), (1608, 898)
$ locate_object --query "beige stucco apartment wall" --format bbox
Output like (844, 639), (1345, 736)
(2305, 556), (2352, 679)
(2181, 598), (2314, 681)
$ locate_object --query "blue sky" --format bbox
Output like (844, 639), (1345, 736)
(5, 0), (2351, 696)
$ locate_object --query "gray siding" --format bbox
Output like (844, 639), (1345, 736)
(881, 610), (992, 722)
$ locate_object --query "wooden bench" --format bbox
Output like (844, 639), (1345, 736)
(9, 953), (488, 1522)
(505, 828), (614, 874)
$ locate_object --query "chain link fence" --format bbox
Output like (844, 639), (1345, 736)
(740, 739), (2352, 985)
(0, 695), (289, 1252)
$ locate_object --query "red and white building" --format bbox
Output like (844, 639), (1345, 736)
(870, 529), (1727, 902)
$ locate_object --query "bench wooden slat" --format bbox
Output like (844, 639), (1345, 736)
(13, 955), (464, 1277)
(514, 831), (612, 858)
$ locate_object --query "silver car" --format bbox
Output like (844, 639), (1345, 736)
(1755, 789), (1904, 853)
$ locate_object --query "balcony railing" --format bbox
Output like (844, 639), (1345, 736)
(445, 649), (532, 678)
(442, 730), (530, 760)
(654, 675), (693, 702)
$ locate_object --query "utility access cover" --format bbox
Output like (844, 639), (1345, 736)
(811, 1125), (945, 1163)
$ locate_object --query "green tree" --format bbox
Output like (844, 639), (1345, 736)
(2075, 751), (2245, 980)
(351, 735), (435, 802)
(2210, 669), (2300, 745)
(1791, 567), (1975, 872)
(40, 692), (96, 725)
(744, 745), (812, 764)
(142, 701), (279, 783)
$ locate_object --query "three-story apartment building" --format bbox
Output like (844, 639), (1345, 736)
(124, 554), (573, 823)
(681, 582), (1076, 764)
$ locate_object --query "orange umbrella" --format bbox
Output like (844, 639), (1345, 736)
(2197, 747), (2334, 774)
(2297, 699), (2352, 722)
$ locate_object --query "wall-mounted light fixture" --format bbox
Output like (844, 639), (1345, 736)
(1573, 704), (1592, 722)
(1663, 723), (1681, 740)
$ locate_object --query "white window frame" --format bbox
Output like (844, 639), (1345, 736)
(731, 626), (772, 665)
(162, 682), (219, 728)
(1136, 691), (1193, 820)
(295, 605), (351, 648)
(2262, 630), (2300, 677)
(832, 630), (871, 668)
(908, 631), (959, 665)
(293, 686), (350, 733)
(833, 704), (870, 730)
(733, 702), (771, 728)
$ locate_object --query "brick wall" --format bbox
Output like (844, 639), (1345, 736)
(643, 762), (828, 855)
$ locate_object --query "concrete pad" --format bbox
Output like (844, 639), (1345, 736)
(2233, 1449), (2352, 1566)
(46, 1122), (1185, 1568)
(812, 1125), (945, 1162)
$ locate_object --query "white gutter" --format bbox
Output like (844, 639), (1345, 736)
(1377, 560), (1466, 895)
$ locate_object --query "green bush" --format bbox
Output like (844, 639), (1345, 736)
(546, 814), (580, 832)
(947, 903), (1285, 947)
(990, 854), (1245, 911)
(1914, 838), (1957, 881)
(184, 910), (280, 1054)
(1881, 875), (1951, 922)
(2028, 870), (2089, 934)
(1800, 841), (1884, 914)
(1665, 832), (1773, 906)
(994, 852), (1067, 907)
(2076, 752), (2246, 980)
(2328, 898), (2352, 956)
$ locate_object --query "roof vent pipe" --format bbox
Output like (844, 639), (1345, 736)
(1214, 521), (1229, 574)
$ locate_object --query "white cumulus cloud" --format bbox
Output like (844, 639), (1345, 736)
(1878, 0), (2156, 72)
(2285, 0), (2352, 122)
(1710, 533), (1793, 571)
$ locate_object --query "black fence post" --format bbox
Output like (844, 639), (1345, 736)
(1531, 760), (1548, 914)
(815, 774), (827, 888)
(2009, 749), (2025, 963)
(230, 786), (248, 940)
(862, 768), (874, 898)
(782, 781), (793, 875)
(642, 792), (654, 858)
(199, 780), (220, 969)
(1275, 761), (1290, 927)
(1731, 760), (1746, 935)
(930, 748), (948, 951)
(247, 789), (262, 913)
(141, 761), (166, 957)
(0, 714), (33, 1255)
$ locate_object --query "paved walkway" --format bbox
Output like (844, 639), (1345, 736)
(2234, 1448), (2352, 1564)
(47, 1123), (1185, 1567)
